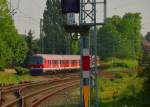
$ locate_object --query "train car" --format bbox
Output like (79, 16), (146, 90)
(29, 54), (80, 75)
(29, 54), (100, 75)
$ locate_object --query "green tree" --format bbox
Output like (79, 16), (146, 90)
(97, 22), (122, 59)
(71, 39), (79, 54)
(97, 13), (142, 60)
(0, 0), (28, 68)
(145, 32), (150, 42)
(25, 30), (34, 55)
(121, 13), (142, 59)
(43, 0), (67, 54)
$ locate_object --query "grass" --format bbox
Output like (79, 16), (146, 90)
(0, 72), (34, 86)
(106, 67), (128, 72)
(98, 58), (150, 107)
(99, 72), (145, 107)
(101, 58), (139, 72)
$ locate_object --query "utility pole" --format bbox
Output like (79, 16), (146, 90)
(40, 19), (44, 54)
(9, 0), (12, 11)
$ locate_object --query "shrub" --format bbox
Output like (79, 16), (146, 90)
(115, 72), (124, 79)
(112, 62), (128, 68)
(0, 72), (34, 85)
(128, 72), (136, 77)
(15, 67), (29, 75)
(102, 58), (138, 70)
(123, 59), (138, 68)
(142, 55), (150, 95)
(100, 62), (112, 69)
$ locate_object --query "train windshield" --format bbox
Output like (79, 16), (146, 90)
(30, 56), (43, 64)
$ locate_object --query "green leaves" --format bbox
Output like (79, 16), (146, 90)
(71, 40), (79, 54)
(42, 0), (67, 54)
(97, 13), (142, 60)
(145, 32), (150, 42)
(0, 0), (28, 68)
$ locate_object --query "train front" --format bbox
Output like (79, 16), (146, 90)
(29, 55), (44, 75)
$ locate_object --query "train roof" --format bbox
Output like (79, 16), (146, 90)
(33, 54), (80, 60)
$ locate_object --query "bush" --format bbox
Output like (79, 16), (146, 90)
(112, 62), (128, 68)
(142, 55), (150, 95)
(101, 58), (138, 70)
(115, 72), (124, 79)
(15, 67), (29, 75)
(0, 72), (34, 85)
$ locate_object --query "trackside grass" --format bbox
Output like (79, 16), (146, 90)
(101, 58), (138, 72)
(99, 72), (145, 107)
(0, 72), (34, 85)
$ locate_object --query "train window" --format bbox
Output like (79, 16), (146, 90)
(52, 60), (54, 64)
(52, 60), (58, 64)
(71, 60), (77, 64)
(60, 60), (63, 64)
(62, 60), (66, 64)
(71, 60), (73, 64)
(56, 60), (58, 64)
(48, 60), (51, 64)
(30, 56), (43, 64)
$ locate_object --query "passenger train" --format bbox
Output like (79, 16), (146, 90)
(29, 54), (100, 75)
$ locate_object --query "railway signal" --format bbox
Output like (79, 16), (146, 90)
(61, 0), (107, 107)
(67, 13), (76, 25)
(82, 48), (90, 107)
(61, 0), (80, 14)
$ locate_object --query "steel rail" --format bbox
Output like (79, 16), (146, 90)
(31, 82), (79, 107)
(2, 77), (79, 107)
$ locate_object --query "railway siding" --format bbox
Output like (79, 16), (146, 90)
(1, 73), (80, 107)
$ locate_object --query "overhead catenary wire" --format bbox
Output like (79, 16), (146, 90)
(8, 0), (41, 23)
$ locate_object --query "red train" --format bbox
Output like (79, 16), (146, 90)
(29, 54), (100, 75)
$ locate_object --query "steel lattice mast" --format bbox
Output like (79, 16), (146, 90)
(79, 0), (107, 106)
(61, 0), (107, 106)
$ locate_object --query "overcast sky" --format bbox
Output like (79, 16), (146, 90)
(11, 0), (150, 38)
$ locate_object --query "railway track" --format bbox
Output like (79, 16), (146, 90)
(1, 72), (80, 107)
(1, 72), (79, 94)
(23, 80), (79, 107)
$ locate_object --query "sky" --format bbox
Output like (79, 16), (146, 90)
(11, 0), (150, 38)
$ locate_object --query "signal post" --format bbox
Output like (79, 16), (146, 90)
(64, 24), (90, 107)
(61, 0), (107, 107)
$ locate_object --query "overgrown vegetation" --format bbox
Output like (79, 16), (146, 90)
(99, 72), (145, 107)
(0, 72), (34, 85)
(101, 58), (138, 72)
(15, 67), (29, 75)
(137, 54), (150, 106)
(98, 53), (150, 107)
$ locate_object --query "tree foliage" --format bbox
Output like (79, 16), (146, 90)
(71, 39), (79, 54)
(43, 0), (67, 54)
(23, 30), (41, 66)
(97, 13), (142, 60)
(145, 32), (150, 42)
(0, 0), (28, 69)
